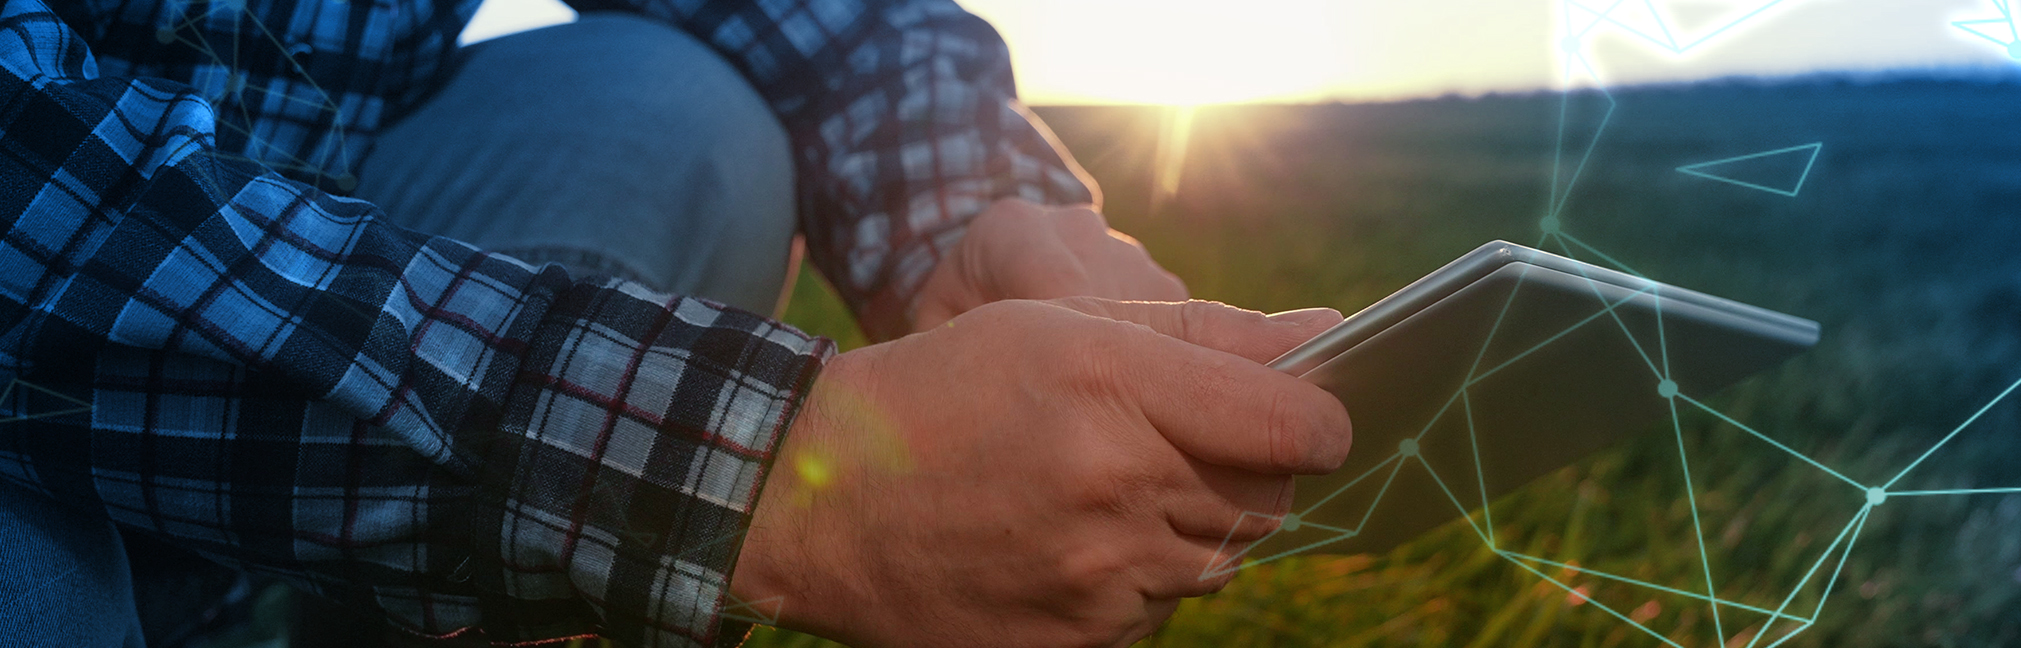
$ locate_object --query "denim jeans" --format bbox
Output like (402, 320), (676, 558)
(357, 13), (799, 314)
(0, 482), (148, 648)
(2, 13), (798, 647)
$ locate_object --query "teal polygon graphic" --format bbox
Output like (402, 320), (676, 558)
(722, 594), (786, 626)
(1952, 0), (2021, 59)
(0, 378), (92, 425)
(1676, 143), (1823, 197)
(1563, 0), (1799, 54)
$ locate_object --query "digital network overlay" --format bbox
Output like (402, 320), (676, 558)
(1204, 1), (2021, 647)
(5, 1), (2018, 645)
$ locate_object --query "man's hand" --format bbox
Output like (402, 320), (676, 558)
(731, 299), (1348, 648)
(911, 199), (1189, 333)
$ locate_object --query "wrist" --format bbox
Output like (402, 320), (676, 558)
(729, 347), (884, 639)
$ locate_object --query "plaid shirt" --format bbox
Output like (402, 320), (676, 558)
(0, 0), (1094, 646)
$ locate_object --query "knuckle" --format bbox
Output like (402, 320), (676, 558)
(1072, 460), (1161, 516)
(1177, 300), (1260, 352)
(1060, 329), (1128, 392)
(1059, 545), (1130, 597)
(1174, 300), (1222, 346)
(1265, 388), (1311, 471)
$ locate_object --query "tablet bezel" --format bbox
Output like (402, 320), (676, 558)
(1267, 240), (1820, 377)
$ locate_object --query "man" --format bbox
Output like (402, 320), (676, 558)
(0, 1), (1353, 647)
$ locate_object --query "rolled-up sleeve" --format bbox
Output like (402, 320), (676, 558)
(566, 0), (1101, 339)
(0, 2), (830, 647)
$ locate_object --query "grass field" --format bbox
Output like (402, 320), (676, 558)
(740, 75), (2021, 647)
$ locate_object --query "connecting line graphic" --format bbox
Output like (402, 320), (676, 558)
(1953, 0), (2021, 59)
(1563, 0), (1802, 55)
(1542, 34), (1617, 228)
(1204, 235), (2021, 641)
(0, 378), (92, 424)
(1675, 143), (1824, 198)
(1210, 5), (2021, 644)
(1202, 218), (2021, 645)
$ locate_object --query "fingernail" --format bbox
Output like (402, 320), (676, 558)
(1267, 308), (1343, 327)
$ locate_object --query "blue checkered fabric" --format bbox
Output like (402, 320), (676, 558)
(56, 0), (1097, 338)
(0, 0), (1117, 644)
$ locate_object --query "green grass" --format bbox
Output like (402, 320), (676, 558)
(743, 78), (2021, 647)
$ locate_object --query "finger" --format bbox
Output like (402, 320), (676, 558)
(1088, 228), (1188, 301)
(1162, 459), (1295, 541)
(1051, 303), (1353, 474)
(1139, 531), (1246, 600)
(1053, 298), (1339, 365)
(1134, 339), (1349, 474)
(1103, 235), (1189, 302)
(1043, 207), (1188, 302)
(1141, 353), (1349, 474)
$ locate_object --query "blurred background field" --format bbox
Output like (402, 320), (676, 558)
(748, 75), (2021, 647)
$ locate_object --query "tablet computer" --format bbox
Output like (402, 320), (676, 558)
(1228, 241), (1819, 565)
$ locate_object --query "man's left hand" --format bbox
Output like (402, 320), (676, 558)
(912, 199), (1188, 332)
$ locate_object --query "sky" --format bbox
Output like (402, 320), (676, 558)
(463, 0), (2021, 105)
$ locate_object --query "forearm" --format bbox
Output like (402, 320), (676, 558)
(561, 0), (1100, 338)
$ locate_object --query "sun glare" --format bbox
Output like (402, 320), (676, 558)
(961, 0), (1353, 105)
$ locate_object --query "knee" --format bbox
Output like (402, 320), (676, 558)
(545, 14), (794, 197)
(404, 15), (800, 307)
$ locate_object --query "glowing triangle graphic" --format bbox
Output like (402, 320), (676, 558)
(1568, 0), (1802, 54)
(1954, 18), (2021, 54)
(1676, 143), (1822, 197)
(722, 595), (785, 625)
(1199, 511), (1362, 581)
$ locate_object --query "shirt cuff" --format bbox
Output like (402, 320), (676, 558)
(468, 278), (833, 647)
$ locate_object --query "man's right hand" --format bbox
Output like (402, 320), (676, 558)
(730, 298), (1350, 648)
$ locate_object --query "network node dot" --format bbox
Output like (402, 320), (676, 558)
(1561, 37), (1581, 53)
(1657, 379), (1679, 399)
(155, 28), (175, 44)
(1281, 512), (1302, 532)
(336, 174), (358, 192)
(1399, 438), (1420, 457)
(2008, 40), (2021, 60)
(1539, 215), (1561, 234)
(1866, 487), (1887, 506)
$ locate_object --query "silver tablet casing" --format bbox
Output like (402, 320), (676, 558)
(1249, 241), (1819, 558)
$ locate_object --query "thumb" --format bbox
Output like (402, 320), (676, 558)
(1050, 297), (1342, 364)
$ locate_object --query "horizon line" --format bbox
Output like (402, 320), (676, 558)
(1022, 64), (2021, 108)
